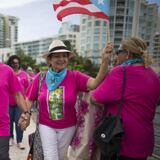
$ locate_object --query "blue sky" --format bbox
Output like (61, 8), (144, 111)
(0, 0), (159, 42)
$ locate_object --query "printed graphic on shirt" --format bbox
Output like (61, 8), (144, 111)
(47, 87), (64, 120)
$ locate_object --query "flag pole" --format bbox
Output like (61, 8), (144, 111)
(107, 20), (110, 42)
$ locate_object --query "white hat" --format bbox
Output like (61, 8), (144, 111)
(42, 40), (75, 59)
(27, 66), (32, 71)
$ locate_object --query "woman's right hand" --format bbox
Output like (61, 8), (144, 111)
(18, 112), (31, 130)
(101, 42), (113, 63)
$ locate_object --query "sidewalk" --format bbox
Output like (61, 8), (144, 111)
(9, 117), (36, 160)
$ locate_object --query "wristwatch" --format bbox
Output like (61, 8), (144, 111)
(24, 110), (32, 116)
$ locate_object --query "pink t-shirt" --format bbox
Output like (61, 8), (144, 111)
(9, 70), (29, 106)
(27, 70), (89, 129)
(0, 63), (22, 136)
(92, 65), (160, 158)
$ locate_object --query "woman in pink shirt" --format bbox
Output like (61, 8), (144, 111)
(91, 37), (160, 160)
(25, 40), (112, 160)
(0, 62), (30, 160)
(7, 55), (29, 149)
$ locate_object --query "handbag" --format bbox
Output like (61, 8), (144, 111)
(27, 72), (45, 160)
(93, 67), (126, 157)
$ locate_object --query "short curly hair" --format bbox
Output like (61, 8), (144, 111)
(7, 55), (21, 69)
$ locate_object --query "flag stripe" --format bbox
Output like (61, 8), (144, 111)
(53, 0), (109, 21)
(56, 6), (109, 21)
(54, 0), (91, 11)
(53, 1), (109, 21)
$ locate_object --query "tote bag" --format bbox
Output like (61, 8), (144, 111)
(67, 92), (102, 160)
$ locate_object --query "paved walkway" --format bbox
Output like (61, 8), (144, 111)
(9, 113), (158, 160)
(10, 117), (36, 160)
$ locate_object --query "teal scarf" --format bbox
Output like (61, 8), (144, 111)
(121, 58), (143, 66)
(46, 67), (67, 91)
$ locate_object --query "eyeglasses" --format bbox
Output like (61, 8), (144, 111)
(116, 49), (128, 55)
(12, 61), (19, 65)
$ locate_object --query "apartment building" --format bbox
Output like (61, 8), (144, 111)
(79, 0), (159, 64)
(58, 21), (80, 53)
(0, 13), (18, 48)
(13, 36), (57, 64)
(152, 33), (160, 68)
(13, 22), (80, 64)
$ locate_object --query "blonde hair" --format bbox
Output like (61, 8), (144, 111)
(122, 37), (152, 68)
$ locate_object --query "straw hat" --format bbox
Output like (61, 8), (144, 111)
(42, 40), (75, 59)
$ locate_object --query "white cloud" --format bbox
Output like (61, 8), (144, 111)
(0, 0), (39, 9)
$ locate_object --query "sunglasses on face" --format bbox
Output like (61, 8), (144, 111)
(12, 61), (19, 65)
(116, 49), (128, 55)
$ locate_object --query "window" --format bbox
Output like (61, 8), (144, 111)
(94, 20), (101, 26)
(93, 43), (99, 50)
(94, 28), (100, 34)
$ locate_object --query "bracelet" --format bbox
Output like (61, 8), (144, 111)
(24, 110), (32, 116)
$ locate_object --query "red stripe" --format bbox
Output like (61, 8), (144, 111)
(53, 0), (91, 11)
(56, 7), (109, 21)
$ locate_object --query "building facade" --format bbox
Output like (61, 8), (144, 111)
(13, 22), (80, 64)
(58, 21), (80, 53)
(13, 36), (58, 64)
(79, 0), (159, 64)
(0, 13), (18, 49)
(144, 3), (159, 53)
(80, 15), (109, 64)
(152, 33), (160, 71)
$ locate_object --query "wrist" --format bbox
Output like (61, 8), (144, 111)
(23, 110), (32, 116)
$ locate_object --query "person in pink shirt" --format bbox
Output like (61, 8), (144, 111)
(91, 37), (160, 160)
(0, 62), (30, 160)
(7, 55), (29, 149)
(24, 39), (113, 160)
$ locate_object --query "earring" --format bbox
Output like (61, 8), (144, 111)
(125, 56), (129, 60)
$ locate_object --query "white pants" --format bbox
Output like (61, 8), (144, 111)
(39, 124), (76, 160)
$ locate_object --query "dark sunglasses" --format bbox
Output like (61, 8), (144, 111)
(116, 49), (128, 55)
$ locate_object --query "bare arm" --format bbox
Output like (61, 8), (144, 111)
(90, 95), (104, 108)
(87, 43), (113, 90)
(15, 92), (29, 112)
(26, 98), (34, 110)
(15, 92), (31, 130)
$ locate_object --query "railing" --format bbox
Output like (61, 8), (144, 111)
(148, 105), (160, 160)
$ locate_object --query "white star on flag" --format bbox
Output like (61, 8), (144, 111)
(98, 0), (104, 5)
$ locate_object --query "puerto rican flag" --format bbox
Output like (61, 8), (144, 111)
(53, 0), (110, 21)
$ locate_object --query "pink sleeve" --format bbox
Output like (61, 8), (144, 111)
(74, 71), (90, 92)
(92, 66), (124, 104)
(8, 69), (22, 95)
(24, 73), (30, 90)
(26, 73), (40, 101)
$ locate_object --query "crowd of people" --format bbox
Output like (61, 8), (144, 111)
(0, 37), (160, 160)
